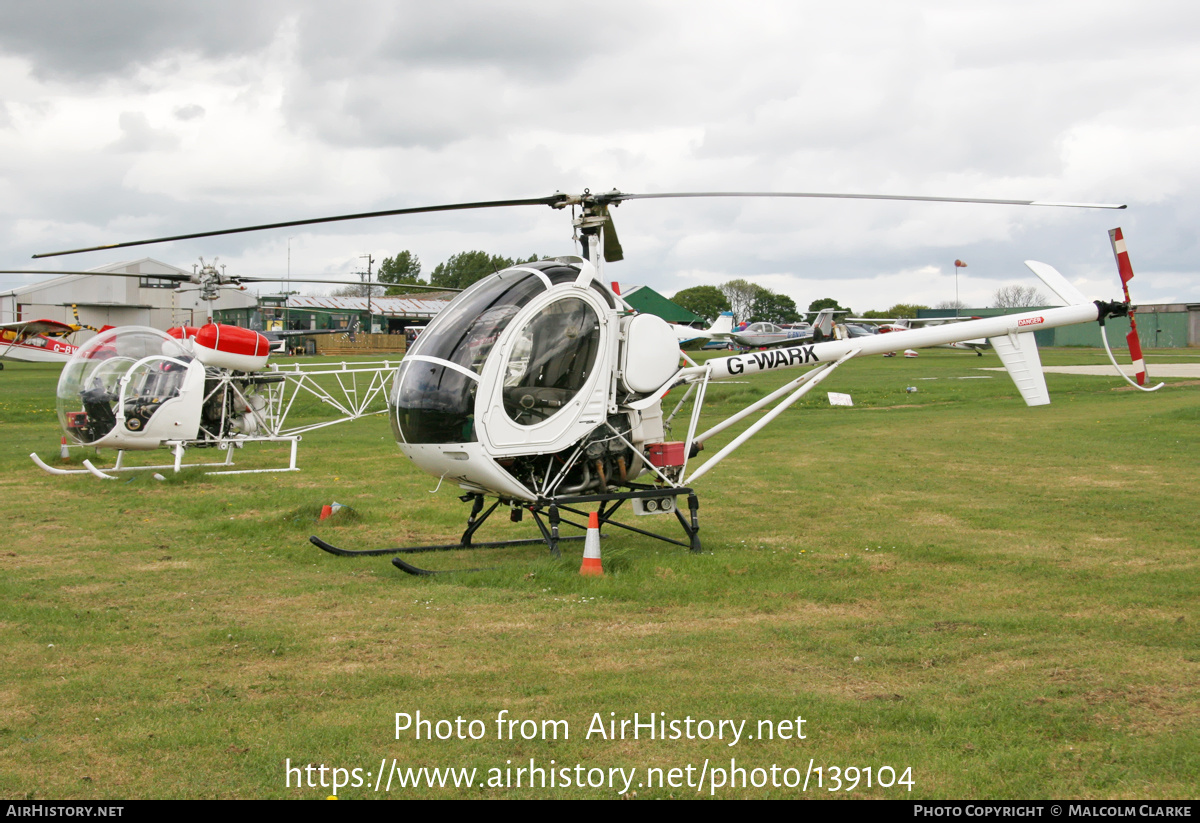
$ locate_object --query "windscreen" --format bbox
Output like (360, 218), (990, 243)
(56, 326), (180, 444)
(392, 265), (576, 444)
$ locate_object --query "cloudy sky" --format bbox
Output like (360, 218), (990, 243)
(2, 0), (1197, 313)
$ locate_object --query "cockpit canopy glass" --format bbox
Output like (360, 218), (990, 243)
(406, 268), (549, 376)
(391, 261), (600, 444)
(746, 323), (781, 334)
(56, 326), (183, 444)
(502, 297), (601, 426)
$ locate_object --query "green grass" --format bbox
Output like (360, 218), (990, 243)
(0, 350), (1196, 799)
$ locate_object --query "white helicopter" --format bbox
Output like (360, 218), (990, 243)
(11, 258), (452, 478)
(18, 191), (1156, 574)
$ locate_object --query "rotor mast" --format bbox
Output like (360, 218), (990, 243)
(573, 200), (607, 274)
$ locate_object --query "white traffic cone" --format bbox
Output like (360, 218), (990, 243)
(579, 511), (603, 576)
(60, 436), (70, 461)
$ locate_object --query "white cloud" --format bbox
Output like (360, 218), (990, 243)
(1, 1), (1196, 310)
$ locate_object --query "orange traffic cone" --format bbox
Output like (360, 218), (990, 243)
(60, 436), (70, 462)
(319, 504), (333, 521)
(579, 512), (603, 576)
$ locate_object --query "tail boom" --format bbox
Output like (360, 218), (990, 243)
(705, 303), (1098, 381)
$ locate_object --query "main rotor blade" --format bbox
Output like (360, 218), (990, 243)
(0, 269), (458, 291)
(28, 188), (1125, 260)
(0, 269), (190, 280)
(232, 276), (458, 290)
(606, 191), (1128, 209)
(31, 195), (570, 259)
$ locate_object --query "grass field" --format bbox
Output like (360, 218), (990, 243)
(1, 348), (1196, 799)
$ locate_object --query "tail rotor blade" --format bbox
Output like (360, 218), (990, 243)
(1126, 326), (1147, 386)
(1104, 228), (1161, 391)
(1109, 227), (1136, 290)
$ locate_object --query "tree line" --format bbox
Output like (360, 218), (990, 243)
(342, 251), (1051, 318)
(333, 250), (540, 297)
(675, 282), (1050, 323)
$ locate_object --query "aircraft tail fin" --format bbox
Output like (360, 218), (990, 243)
(989, 331), (1050, 406)
(709, 312), (734, 335)
(814, 309), (835, 334)
(1025, 260), (1088, 305)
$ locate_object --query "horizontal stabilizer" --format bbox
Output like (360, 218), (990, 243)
(990, 331), (1050, 406)
(1025, 260), (1088, 306)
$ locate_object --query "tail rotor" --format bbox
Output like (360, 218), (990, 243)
(1101, 228), (1164, 392)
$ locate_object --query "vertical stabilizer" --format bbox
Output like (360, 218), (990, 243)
(1025, 260), (1088, 306)
(990, 332), (1050, 406)
(812, 309), (836, 341)
(709, 312), (734, 335)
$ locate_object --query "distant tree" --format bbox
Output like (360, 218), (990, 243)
(671, 285), (731, 322)
(719, 279), (762, 324)
(807, 297), (852, 315)
(882, 303), (929, 318)
(430, 251), (539, 290)
(936, 299), (967, 310)
(750, 290), (802, 324)
(378, 251), (425, 295)
(716, 280), (803, 324)
(993, 285), (1048, 308)
(330, 282), (384, 298)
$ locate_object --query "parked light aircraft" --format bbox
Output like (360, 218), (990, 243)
(850, 317), (989, 355)
(672, 312), (735, 350)
(0, 319), (80, 368)
(725, 309), (841, 348)
(17, 190), (1155, 573)
(673, 309), (841, 351)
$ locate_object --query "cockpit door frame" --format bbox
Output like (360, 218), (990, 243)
(476, 286), (616, 456)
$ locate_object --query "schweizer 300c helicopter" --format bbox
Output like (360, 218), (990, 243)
(16, 191), (1158, 574)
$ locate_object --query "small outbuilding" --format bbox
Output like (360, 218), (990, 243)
(619, 285), (706, 326)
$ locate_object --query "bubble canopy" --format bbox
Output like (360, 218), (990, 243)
(57, 326), (189, 445)
(390, 260), (609, 446)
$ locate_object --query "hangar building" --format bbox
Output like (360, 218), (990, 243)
(0, 258), (258, 338)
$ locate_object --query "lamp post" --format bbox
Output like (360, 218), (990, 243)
(954, 259), (968, 318)
(286, 236), (293, 331)
(359, 253), (374, 332)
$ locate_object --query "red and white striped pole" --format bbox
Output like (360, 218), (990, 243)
(954, 259), (967, 318)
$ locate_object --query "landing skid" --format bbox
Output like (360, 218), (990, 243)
(31, 437), (301, 478)
(311, 486), (702, 576)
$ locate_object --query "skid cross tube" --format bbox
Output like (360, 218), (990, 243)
(310, 493), (589, 559)
(310, 486), (702, 567)
(537, 485), (702, 553)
